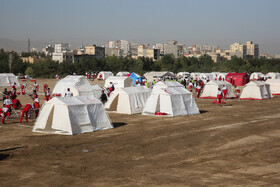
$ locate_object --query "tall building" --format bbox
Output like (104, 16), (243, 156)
(84, 45), (105, 58)
(245, 41), (259, 58)
(164, 40), (184, 58)
(52, 43), (72, 63)
(137, 45), (160, 61)
(105, 40), (130, 56)
(230, 43), (246, 58)
(153, 43), (164, 55)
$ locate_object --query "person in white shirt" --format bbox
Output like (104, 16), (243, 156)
(222, 85), (227, 99)
(217, 88), (222, 103)
(188, 82), (193, 92)
(196, 85), (202, 98)
(65, 88), (73, 97)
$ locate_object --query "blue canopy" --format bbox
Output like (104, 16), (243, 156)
(129, 72), (143, 85)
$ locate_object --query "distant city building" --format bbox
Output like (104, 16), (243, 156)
(21, 56), (40, 63)
(52, 43), (72, 63)
(153, 43), (164, 55)
(130, 42), (141, 57)
(84, 45), (105, 58)
(230, 41), (259, 59)
(42, 45), (54, 57)
(105, 40), (130, 56)
(105, 47), (122, 57)
(164, 40), (185, 58)
(137, 45), (160, 61)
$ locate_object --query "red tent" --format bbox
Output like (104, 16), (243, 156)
(226, 73), (250, 86)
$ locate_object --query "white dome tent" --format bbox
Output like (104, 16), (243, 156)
(250, 72), (265, 80)
(200, 81), (235, 99)
(266, 79), (280, 95)
(142, 81), (200, 117)
(105, 86), (151, 114)
(52, 75), (102, 98)
(33, 96), (113, 135)
(266, 72), (280, 79)
(104, 76), (133, 89)
(0, 73), (20, 87)
(116, 72), (130, 77)
(217, 73), (228, 81)
(97, 71), (114, 80)
(190, 73), (201, 80)
(176, 72), (190, 79)
(240, 81), (273, 100)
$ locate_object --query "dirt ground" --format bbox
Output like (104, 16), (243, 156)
(0, 78), (280, 186)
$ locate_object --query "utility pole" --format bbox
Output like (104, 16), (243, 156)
(9, 52), (14, 73)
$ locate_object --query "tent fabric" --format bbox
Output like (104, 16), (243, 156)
(105, 86), (151, 114)
(176, 72), (190, 79)
(129, 72), (143, 85)
(144, 71), (175, 82)
(190, 73), (201, 79)
(266, 72), (280, 79)
(116, 72), (130, 77)
(52, 75), (102, 99)
(217, 73), (228, 80)
(226, 73), (250, 86)
(97, 71), (114, 80)
(266, 79), (280, 95)
(239, 81), (273, 100)
(250, 72), (265, 80)
(104, 76), (133, 89)
(33, 96), (113, 135)
(200, 81), (236, 99)
(142, 81), (200, 117)
(199, 73), (214, 81)
(0, 73), (20, 87)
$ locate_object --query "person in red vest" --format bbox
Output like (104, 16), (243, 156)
(188, 82), (193, 92)
(21, 84), (26, 95)
(45, 88), (51, 102)
(20, 104), (33, 122)
(222, 85), (227, 99)
(235, 86), (240, 98)
(11, 96), (22, 110)
(0, 107), (10, 124)
(217, 88), (222, 104)
(33, 96), (40, 118)
(43, 84), (48, 93)
(196, 84), (202, 98)
(34, 81), (39, 92)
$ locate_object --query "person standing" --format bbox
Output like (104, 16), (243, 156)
(188, 82), (193, 92)
(3, 95), (12, 110)
(235, 86), (240, 98)
(222, 85), (227, 99)
(43, 84), (48, 93)
(217, 88), (222, 104)
(2, 88), (8, 102)
(99, 90), (107, 104)
(45, 88), (51, 102)
(65, 88), (73, 97)
(34, 81), (39, 92)
(196, 84), (202, 98)
(21, 84), (26, 95)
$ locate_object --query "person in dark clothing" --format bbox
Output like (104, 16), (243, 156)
(2, 88), (8, 101)
(100, 90), (107, 104)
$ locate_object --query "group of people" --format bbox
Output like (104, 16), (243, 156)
(85, 72), (98, 80)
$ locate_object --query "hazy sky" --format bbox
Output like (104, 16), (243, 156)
(0, 0), (280, 54)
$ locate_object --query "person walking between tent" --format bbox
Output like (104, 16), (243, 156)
(100, 90), (107, 104)
(20, 104), (33, 122)
(222, 85), (227, 99)
(21, 84), (26, 95)
(235, 86), (240, 98)
(11, 82), (17, 92)
(34, 81), (39, 92)
(43, 84), (48, 93)
(0, 107), (10, 124)
(65, 88), (73, 97)
(188, 82), (193, 92)
(196, 84), (202, 98)
(45, 88), (51, 102)
(217, 88), (222, 104)
(33, 96), (40, 118)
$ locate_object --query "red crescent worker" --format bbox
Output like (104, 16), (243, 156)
(33, 97), (40, 118)
(222, 85), (227, 99)
(21, 84), (26, 95)
(217, 88), (222, 104)
(188, 82), (193, 92)
(34, 81), (39, 92)
(236, 86), (240, 98)
(12, 82), (17, 92)
(196, 84), (202, 98)
(20, 104), (33, 122)
(45, 88), (51, 102)
(43, 83), (48, 93)
(3, 95), (12, 110)
(11, 97), (22, 110)
(0, 107), (10, 124)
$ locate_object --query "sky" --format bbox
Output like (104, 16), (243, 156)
(0, 0), (280, 54)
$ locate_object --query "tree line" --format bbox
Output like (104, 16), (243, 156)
(0, 49), (280, 78)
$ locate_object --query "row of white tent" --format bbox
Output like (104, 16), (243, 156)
(33, 76), (200, 135)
